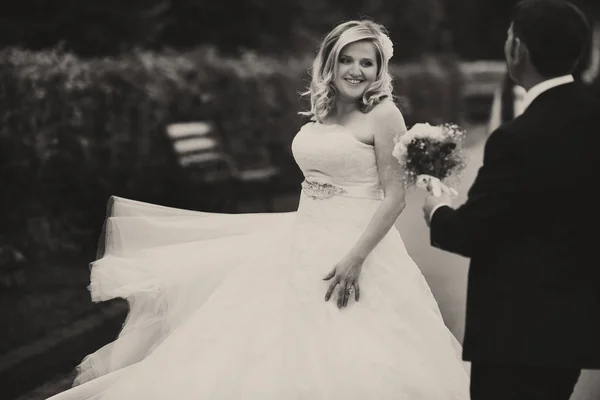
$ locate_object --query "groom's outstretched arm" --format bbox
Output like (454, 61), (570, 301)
(430, 128), (525, 258)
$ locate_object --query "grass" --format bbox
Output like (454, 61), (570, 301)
(0, 259), (112, 356)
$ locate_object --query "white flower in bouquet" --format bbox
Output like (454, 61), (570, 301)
(392, 122), (467, 197)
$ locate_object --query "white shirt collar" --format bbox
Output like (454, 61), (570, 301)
(522, 75), (574, 110)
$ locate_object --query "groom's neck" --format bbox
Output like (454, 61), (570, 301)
(519, 71), (547, 92)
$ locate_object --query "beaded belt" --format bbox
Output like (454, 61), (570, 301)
(301, 179), (384, 200)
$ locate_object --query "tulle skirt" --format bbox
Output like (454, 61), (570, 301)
(47, 193), (470, 400)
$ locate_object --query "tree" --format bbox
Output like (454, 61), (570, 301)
(0, 0), (445, 59)
(0, 0), (170, 56)
(445, 0), (600, 60)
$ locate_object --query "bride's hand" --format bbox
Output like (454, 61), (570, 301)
(323, 254), (364, 308)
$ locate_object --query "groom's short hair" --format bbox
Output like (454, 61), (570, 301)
(511, 0), (590, 78)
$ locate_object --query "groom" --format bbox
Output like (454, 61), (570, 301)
(422, 1), (600, 399)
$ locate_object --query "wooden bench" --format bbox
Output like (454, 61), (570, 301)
(166, 122), (280, 212)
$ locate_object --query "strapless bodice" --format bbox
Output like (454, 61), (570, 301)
(291, 122), (383, 200)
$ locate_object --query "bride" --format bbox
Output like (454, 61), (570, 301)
(47, 19), (470, 400)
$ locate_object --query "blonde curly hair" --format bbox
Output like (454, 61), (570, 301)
(299, 19), (394, 122)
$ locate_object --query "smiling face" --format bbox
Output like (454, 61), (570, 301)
(333, 40), (379, 103)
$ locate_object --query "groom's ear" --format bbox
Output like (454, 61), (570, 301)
(513, 37), (529, 64)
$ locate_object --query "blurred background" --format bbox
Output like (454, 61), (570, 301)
(1, 0), (599, 399)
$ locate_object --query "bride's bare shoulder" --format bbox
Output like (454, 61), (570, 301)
(370, 98), (406, 133)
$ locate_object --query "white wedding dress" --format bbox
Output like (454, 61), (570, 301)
(47, 122), (470, 400)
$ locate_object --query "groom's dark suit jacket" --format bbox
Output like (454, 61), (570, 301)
(431, 81), (600, 369)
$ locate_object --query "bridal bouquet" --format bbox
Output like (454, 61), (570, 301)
(392, 122), (467, 197)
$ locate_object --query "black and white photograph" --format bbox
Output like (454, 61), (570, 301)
(1, 0), (599, 399)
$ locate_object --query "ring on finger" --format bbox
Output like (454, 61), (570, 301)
(346, 285), (354, 294)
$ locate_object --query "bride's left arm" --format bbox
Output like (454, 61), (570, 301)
(347, 102), (408, 259)
(324, 102), (408, 307)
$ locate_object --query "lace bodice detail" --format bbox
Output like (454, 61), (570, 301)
(291, 122), (383, 199)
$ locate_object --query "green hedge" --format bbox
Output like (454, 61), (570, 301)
(0, 46), (465, 266)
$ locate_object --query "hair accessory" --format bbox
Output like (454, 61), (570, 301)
(379, 33), (394, 61)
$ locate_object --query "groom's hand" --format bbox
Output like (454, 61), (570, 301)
(422, 194), (452, 227)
